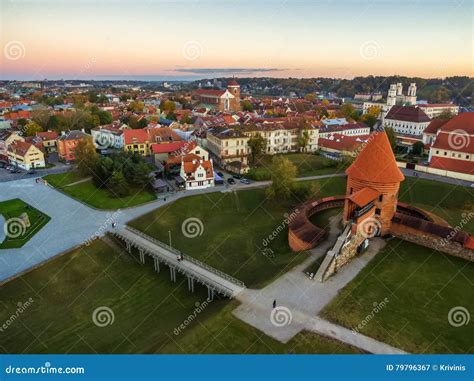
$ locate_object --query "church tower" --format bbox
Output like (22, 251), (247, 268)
(227, 79), (241, 112)
(406, 83), (417, 105)
(387, 84), (397, 106)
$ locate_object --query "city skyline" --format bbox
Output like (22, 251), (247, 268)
(1, 0), (472, 80)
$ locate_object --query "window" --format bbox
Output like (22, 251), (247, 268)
(375, 208), (381, 216)
(378, 194), (383, 202)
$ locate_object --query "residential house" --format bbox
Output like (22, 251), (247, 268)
(206, 127), (250, 174)
(57, 130), (91, 162)
(123, 129), (151, 156)
(7, 140), (45, 170)
(180, 154), (215, 190)
(36, 130), (58, 153)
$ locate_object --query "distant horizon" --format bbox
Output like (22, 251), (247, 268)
(1, 72), (472, 83)
(2, 1), (471, 81)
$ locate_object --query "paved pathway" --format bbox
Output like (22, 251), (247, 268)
(0, 172), (344, 282)
(233, 215), (405, 354)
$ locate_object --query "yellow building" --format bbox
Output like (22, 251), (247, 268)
(7, 140), (45, 170)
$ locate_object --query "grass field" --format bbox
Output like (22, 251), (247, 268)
(129, 177), (347, 288)
(398, 177), (473, 233)
(44, 171), (156, 210)
(0, 199), (50, 249)
(0, 237), (360, 354)
(321, 239), (474, 353)
(43, 171), (84, 188)
(247, 153), (344, 180)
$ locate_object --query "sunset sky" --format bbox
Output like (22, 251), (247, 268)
(1, 0), (472, 80)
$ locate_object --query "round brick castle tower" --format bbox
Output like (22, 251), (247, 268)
(343, 131), (405, 236)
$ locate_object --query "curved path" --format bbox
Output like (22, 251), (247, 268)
(0, 172), (345, 283)
(0, 214), (5, 245)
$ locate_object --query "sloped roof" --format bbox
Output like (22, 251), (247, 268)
(348, 187), (381, 207)
(346, 131), (405, 183)
(385, 106), (430, 123)
(438, 112), (474, 134)
(424, 118), (449, 135)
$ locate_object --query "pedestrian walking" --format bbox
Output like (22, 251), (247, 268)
(272, 299), (276, 309)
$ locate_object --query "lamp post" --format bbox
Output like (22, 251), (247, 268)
(168, 230), (172, 248)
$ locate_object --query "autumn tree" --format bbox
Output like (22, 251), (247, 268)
(241, 100), (253, 112)
(297, 128), (310, 152)
(384, 127), (397, 152)
(266, 156), (297, 199)
(24, 121), (43, 136)
(247, 133), (266, 165)
(75, 138), (99, 177)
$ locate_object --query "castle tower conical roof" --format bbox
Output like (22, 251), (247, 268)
(346, 131), (405, 183)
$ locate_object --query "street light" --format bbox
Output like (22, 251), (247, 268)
(168, 230), (172, 248)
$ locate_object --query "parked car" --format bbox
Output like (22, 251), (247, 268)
(27, 169), (37, 175)
(232, 174), (242, 179)
(240, 178), (250, 185)
(216, 171), (224, 178)
(227, 178), (235, 185)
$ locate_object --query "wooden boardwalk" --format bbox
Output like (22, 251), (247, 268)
(113, 226), (245, 299)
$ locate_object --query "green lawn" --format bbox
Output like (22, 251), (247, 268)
(129, 177), (347, 288)
(0, 237), (359, 354)
(43, 171), (84, 188)
(44, 171), (156, 210)
(247, 153), (344, 180)
(321, 239), (474, 353)
(161, 300), (361, 354)
(0, 199), (50, 249)
(398, 177), (473, 233)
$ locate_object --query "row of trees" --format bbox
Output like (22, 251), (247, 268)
(29, 106), (112, 134)
(75, 139), (151, 197)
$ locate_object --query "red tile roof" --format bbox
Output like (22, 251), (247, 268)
(195, 89), (227, 97)
(346, 131), (405, 183)
(385, 106), (430, 123)
(228, 79), (240, 86)
(151, 141), (186, 154)
(429, 156), (474, 175)
(7, 140), (35, 156)
(123, 129), (149, 145)
(424, 118), (449, 135)
(431, 131), (474, 154)
(348, 187), (381, 207)
(319, 134), (369, 152)
(437, 112), (474, 134)
(36, 130), (58, 141)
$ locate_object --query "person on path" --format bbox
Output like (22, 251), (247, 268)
(272, 299), (276, 309)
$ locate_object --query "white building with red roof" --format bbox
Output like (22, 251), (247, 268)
(179, 154), (215, 190)
(195, 80), (241, 112)
(428, 113), (474, 179)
